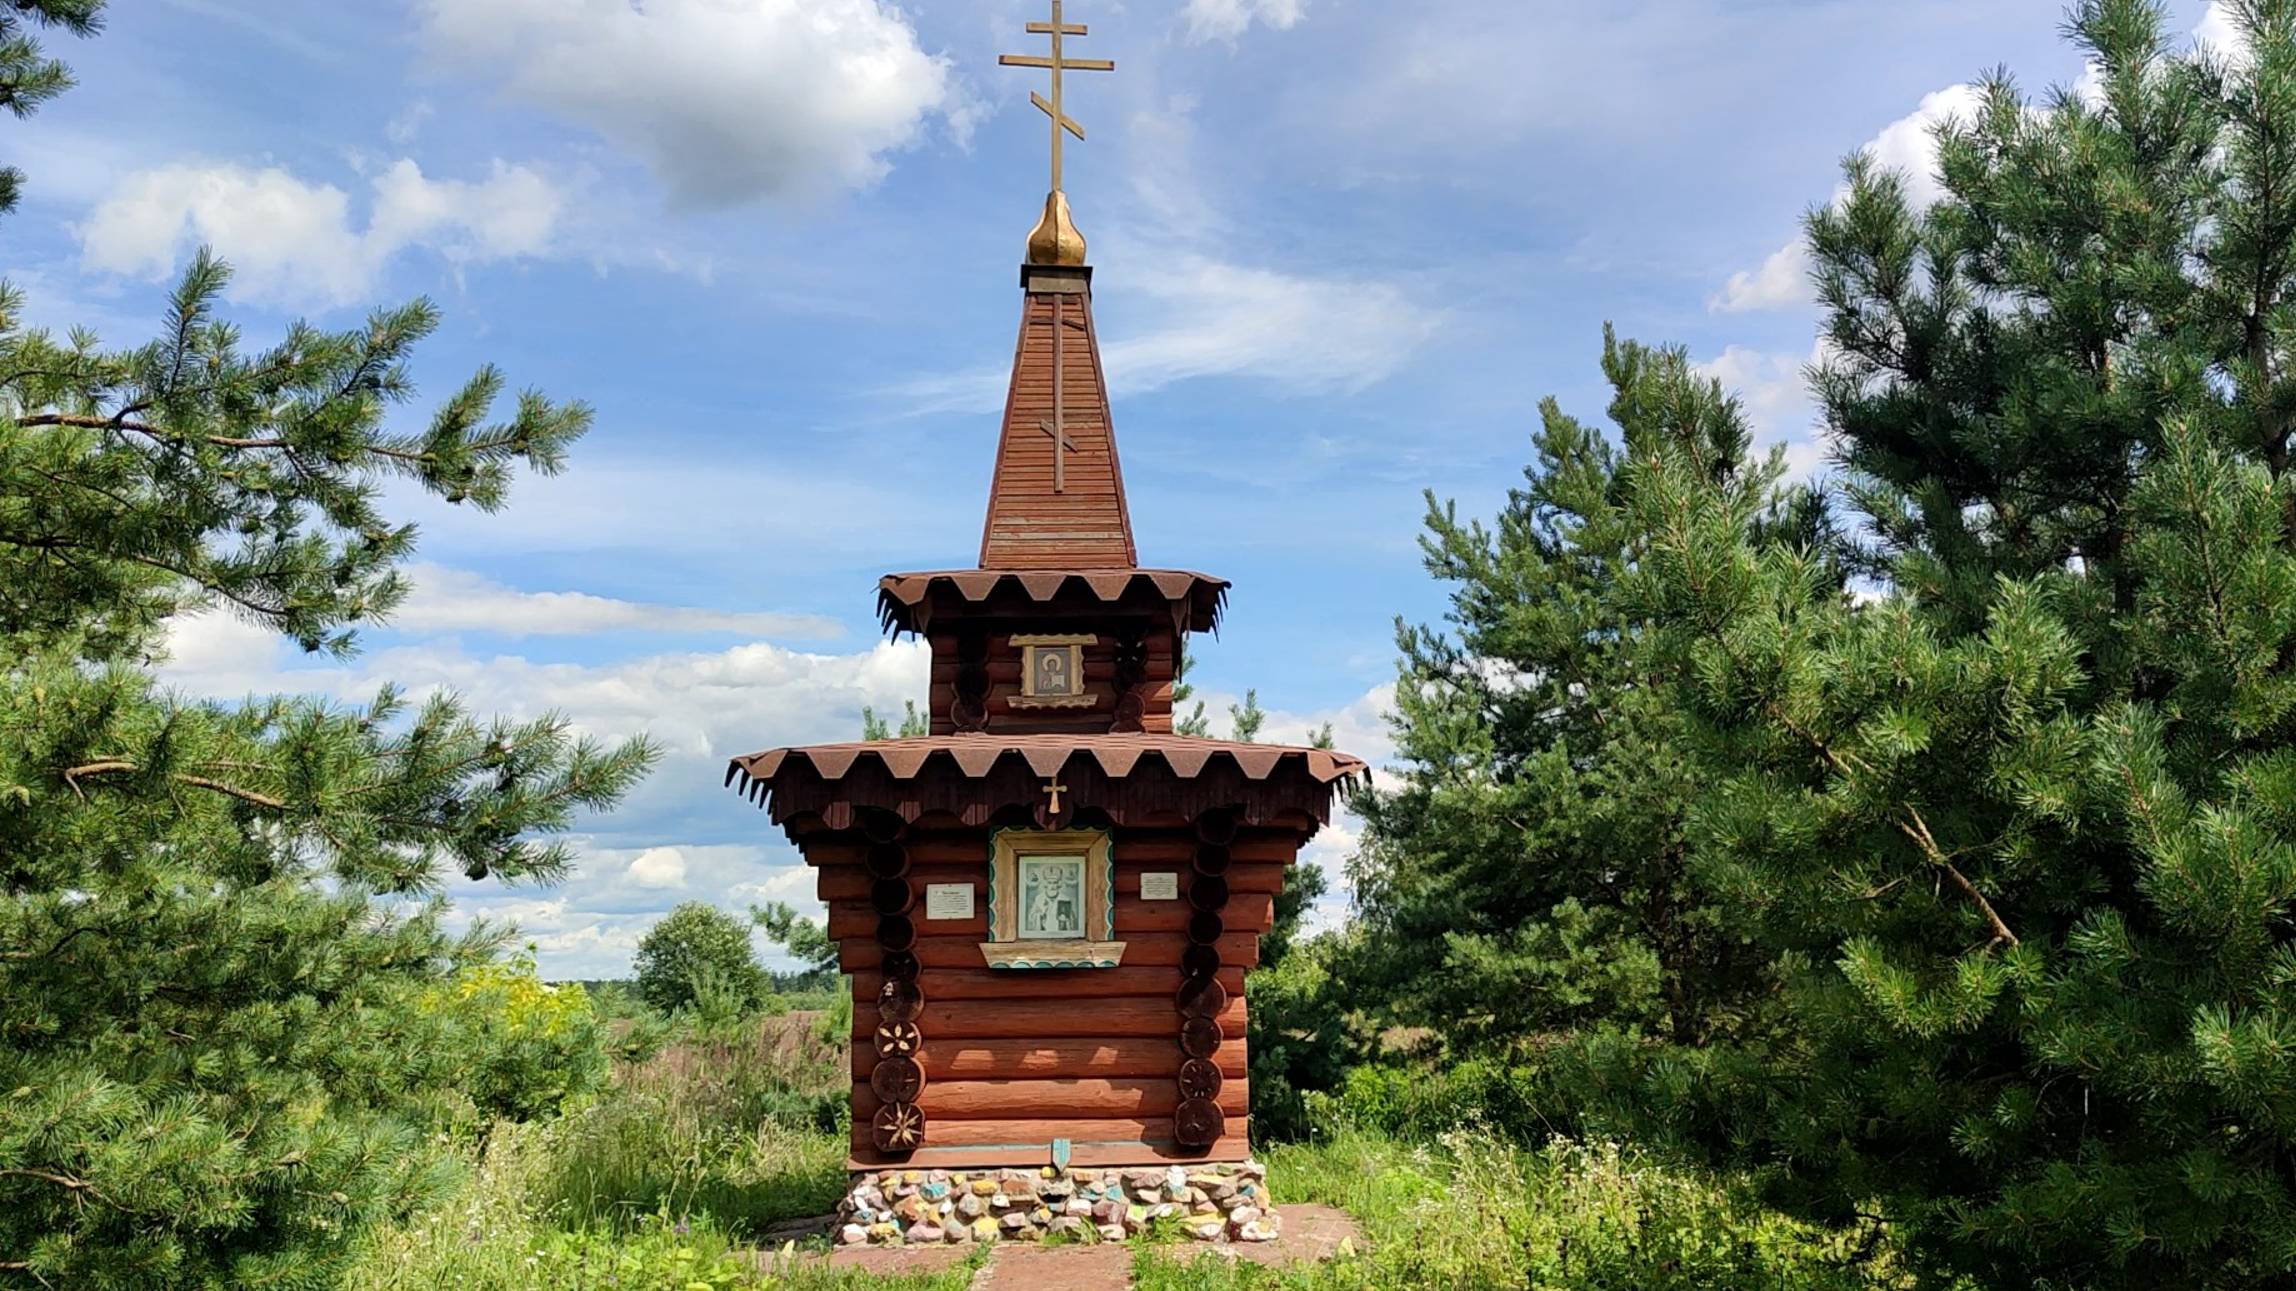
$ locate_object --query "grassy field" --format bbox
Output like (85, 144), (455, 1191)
(341, 1009), (910, 1291)
(339, 1006), (1911, 1290)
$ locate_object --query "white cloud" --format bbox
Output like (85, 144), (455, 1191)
(626, 846), (689, 889)
(1185, 0), (1308, 43)
(413, 0), (962, 208)
(1864, 84), (1982, 212)
(78, 158), (563, 309)
(891, 95), (1440, 414)
(891, 252), (1441, 415)
(159, 603), (929, 978)
(1107, 252), (1442, 396)
(1709, 241), (1810, 315)
(1297, 815), (1359, 936)
(160, 613), (927, 770)
(391, 564), (842, 640)
(1695, 340), (1832, 480)
(1710, 83), (1980, 314)
(2197, 2), (2248, 66)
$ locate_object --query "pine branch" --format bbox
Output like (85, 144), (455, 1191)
(1898, 806), (2018, 948)
(1648, 456), (2013, 947)
(60, 759), (286, 809)
(17, 411), (441, 465)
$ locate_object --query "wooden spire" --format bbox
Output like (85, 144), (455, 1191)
(977, 271), (1137, 570)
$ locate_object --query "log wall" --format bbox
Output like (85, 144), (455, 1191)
(925, 623), (1179, 737)
(824, 824), (1296, 1169)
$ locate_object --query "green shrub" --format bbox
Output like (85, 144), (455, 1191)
(1308, 1060), (1547, 1144)
(1247, 933), (1362, 1144)
(634, 902), (768, 1015)
(419, 950), (612, 1122)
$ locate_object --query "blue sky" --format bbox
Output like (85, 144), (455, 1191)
(8, 0), (2229, 976)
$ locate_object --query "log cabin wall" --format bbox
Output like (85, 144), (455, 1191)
(816, 823), (1301, 1169)
(925, 617), (1179, 737)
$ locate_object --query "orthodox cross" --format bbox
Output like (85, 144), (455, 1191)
(1042, 776), (1068, 814)
(998, 0), (1114, 196)
(1003, 4), (1109, 495)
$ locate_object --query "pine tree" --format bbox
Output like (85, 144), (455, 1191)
(860, 699), (927, 740)
(0, 1), (102, 215)
(1347, 330), (1817, 1072)
(753, 899), (837, 979)
(1173, 643), (1211, 737)
(1227, 689), (1266, 743)
(1619, 2), (2296, 1282)
(0, 257), (653, 1288)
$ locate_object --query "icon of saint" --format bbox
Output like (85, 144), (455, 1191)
(1034, 649), (1071, 696)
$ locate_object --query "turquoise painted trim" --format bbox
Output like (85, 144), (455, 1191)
(986, 827), (1003, 939)
(1103, 829), (1117, 941)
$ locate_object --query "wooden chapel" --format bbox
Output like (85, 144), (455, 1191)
(725, 3), (1363, 1181)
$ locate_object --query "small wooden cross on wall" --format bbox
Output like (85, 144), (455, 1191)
(1036, 302), (1088, 492)
(1038, 404), (1078, 494)
(1042, 776), (1068, 814)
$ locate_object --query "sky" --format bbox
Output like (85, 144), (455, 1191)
(5, 0), (2241, 977)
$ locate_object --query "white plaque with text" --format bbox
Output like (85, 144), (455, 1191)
(1140, 872), (1180, 901)
(924, 884), (975, 920)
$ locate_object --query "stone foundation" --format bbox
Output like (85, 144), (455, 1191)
(837, 1161), (1280, 1247)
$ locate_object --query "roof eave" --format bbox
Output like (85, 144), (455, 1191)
(874, 569), (1229, 638)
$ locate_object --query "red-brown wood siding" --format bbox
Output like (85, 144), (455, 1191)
(978, 288), (1135, 570)
(925, 624), (1180, 738)
(820, 826), (1299, 1169)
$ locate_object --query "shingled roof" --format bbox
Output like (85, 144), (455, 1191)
(730, 733), (1364, 786)
(977, 271), (1134, 570)
(874, 568), (1228, 637)
(726, 733), (1367, 833)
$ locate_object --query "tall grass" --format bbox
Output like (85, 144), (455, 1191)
(343, 1117), (972, 1291)
(542, 1011), (852, 1236)
(1135, 1129), (1913, 1291)
(344, 1008), (917, 1289)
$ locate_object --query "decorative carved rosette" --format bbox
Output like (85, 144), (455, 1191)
(874, 1019), (923, 1058)
(872, 1102), (926, 1154)
(1174, 816), (1235, 1152)
(866, 812), (928, 1156)
(1179, 1016), (1223, 1059)
(1174, 1097), (1226, 1151)
(1176, 973), (1227, 1019)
